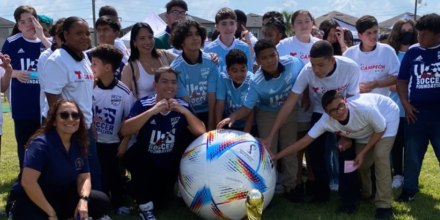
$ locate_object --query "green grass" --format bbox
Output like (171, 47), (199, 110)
(1, 110), (440, 219)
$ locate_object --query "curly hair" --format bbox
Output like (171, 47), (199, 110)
(27, 100), (89, 157)
(388, 19), (417, 54)
(170, 20), (207, 50)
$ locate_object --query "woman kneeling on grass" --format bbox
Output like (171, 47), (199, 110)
(12, 100), (110, 220)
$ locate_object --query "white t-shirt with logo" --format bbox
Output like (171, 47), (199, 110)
(343, 43), (400, 96)
(308, 93), (399, 143)
(292, 56), (360, 114)
(42, 49), (94, 128)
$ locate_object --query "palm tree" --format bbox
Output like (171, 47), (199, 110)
(282, 10), (293, 36)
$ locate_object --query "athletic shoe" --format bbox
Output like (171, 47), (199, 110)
(139, 201), (156, 220)
(116, 206), (131, 215)
(329, 183), (339, 192)
(96, 215), (112, 220)
(397, 190), (416, 202)
(374, 208), (392, 220)
(392, 175), (404, 189)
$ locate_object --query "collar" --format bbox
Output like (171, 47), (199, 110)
(262, 62), (285, 81)
(182, 50), (203, 64)
(165, 26), (172, 34)
(62, 44), (84, 62)
(326, 62), (337, 77)
(96, 78), (118, 90)
(359, 42), (377, 52)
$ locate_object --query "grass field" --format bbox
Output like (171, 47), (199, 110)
(1, 110), (440, 219)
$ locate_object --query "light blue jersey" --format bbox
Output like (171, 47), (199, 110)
(216, 71), (253, 128)
(244, 56), (303, 112)
(171, 51), (219, 113)
(204, 38), (253, 73)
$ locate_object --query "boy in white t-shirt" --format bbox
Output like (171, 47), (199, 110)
(274, 90), (399, 220)
(343, 15), (400, 96)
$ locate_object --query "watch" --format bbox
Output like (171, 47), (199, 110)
(79, 195), (89, 202)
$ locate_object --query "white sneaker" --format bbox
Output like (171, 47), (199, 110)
(116, 206), (131, 215)
(392, 175), (404, 189)
(329, 183), (339, 192)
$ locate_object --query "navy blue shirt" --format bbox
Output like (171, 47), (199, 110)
(1, 33), (45, 120)
(128, 95), (192, 164)
(22, 129), (89, 193)
(398, 43), (440, 111)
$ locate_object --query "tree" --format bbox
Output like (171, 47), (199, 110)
(282, 10), (293, 36)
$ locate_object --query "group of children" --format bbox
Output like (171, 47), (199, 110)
(1, 1), (440, 220)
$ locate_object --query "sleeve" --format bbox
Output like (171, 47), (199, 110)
(127, 100), (144, 119)
(1, 40), (11, 55)
(291, 67), (309, 94)
(347, 63), (361, 96)
(23, 138), (48, 172)
(307, 116), (329, 139)
(366, 108), (386, 133)
(41, 56), (69, 95)
(398, 50), (412, 81)
(207, 62), (219, 93)
(387, 49), (400, 76)
(79, 155), (90, 173)
(216, 74), (227, 100)
(243, 81), (259, 109)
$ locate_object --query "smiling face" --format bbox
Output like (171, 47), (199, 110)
(17, 12), (36, 39)
(325, 97), (348, 121)
(96, 24), (119, 45)
(54, 102), (80, 138)
(91, 57), (112, 80)
(358, 25), (379, 50)
(154, 71), (177, 100)
(216, 18), (237, 41)
(227, 63), (247, 84)
(133, 27), (154, 55)
(64, 21), (91, 53)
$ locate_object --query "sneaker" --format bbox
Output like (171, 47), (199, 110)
(374, 208), (392, 220)
(116, 206), (131, 215)
(397, 190), (416, 202)
(139, 202), (156, 220)
(329, 183), (339, 192)
(392, 175), (404, 189)
(96, 215), (112, 220)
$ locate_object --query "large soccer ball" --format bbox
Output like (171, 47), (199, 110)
(178, 129), (276, 220)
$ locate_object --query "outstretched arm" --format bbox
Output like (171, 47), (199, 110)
(274, 134), (314, 160)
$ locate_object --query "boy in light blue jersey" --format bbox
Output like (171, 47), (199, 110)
(170, 20), (219, 130)
(204, 7), (253, 73)
(215, 49), (254, 132)
(218, 39), (304, 195)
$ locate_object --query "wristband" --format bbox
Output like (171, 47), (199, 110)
(79, 195), (89, 202)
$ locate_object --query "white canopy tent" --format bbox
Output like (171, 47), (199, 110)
(121, 11), (167, 48)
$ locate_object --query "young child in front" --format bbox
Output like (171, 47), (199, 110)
(215, 49), (254, 133)
(90, 44), (135, 215)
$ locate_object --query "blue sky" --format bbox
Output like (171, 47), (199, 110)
(1, 0), (438, 28)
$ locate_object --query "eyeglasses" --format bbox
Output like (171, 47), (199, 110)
(58, 111), (80, 120)
(327, 103), (346, 116)
(169, 10), (187, 16)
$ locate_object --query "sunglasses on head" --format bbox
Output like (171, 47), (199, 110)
(58, 111), (80, 120)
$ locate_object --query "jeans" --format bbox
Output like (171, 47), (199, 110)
(325, 133), (339, 186)
(402, 109), (440, 194)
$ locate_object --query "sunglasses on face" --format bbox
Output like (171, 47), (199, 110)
(58, 111), (80, 120)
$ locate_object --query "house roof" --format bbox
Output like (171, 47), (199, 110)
(246, 13), (262, 28)
(158, 13), (214, 24)
(379, 12), (420, 30)
(314, 10), (358, 27)
(0, 16), (15, 27)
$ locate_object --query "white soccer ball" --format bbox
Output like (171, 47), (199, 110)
(178, 129), (276, 219)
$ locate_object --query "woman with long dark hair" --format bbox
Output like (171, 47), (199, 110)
(12, 100), (110, 220)
(121, 22), (176, 100)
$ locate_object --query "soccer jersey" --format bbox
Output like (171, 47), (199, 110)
(398, 43), (440, 111)
(244, 55), (303, 112)
(308, 93), (399, 143)
(276, 35), (320, 64)
(216, 71), (253, 128)
(171, 51), (219, 113)
(42, 48), (94, 128)
(1, 33), (45, 120)
(93, 79), (135, 143)
(343, 43), (400, 96)
(204, 38), (253, 73)
(292, 56), (360, 113)
(127, 94), (191, 156)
